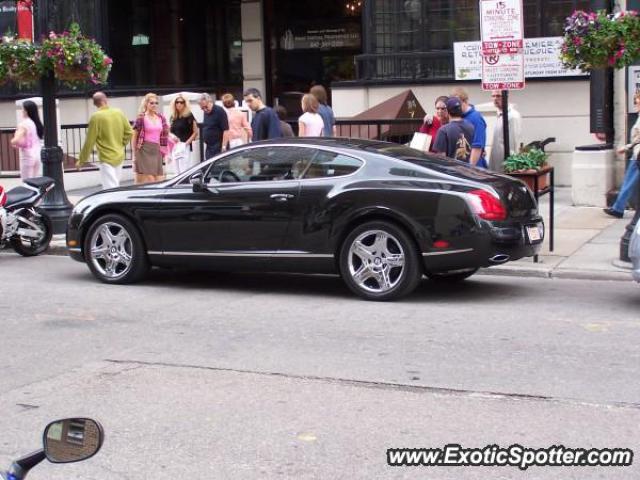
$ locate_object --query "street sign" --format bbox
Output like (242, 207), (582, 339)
(480, 0), (524, 54)
(481, 52), (525, 90)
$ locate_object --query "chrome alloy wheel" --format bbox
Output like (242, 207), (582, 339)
(89, 222), (133, 279)
(347, 229), (406, 293)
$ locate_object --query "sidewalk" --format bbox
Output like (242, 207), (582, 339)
(45, 185), (635, 282)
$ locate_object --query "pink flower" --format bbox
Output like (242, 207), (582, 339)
(573, 37), (583, 46)
(608, 56), (616, 66)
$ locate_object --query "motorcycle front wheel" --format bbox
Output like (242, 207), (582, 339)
(10, 208), (53, 256)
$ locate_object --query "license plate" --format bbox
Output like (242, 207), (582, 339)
(526, 225), (542, 243)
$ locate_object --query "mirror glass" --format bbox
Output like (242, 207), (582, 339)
(44, 418), (103, 463)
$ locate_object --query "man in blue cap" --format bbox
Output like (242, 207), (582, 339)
(432, 96), (475, 163)
(450, 87), (488, 168)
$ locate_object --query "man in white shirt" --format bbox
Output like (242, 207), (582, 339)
(489, 90), (522, 173)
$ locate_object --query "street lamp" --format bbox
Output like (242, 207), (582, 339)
(35, 0), (73, 235)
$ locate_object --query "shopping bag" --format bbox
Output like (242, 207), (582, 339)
(410, 132), (432, 151)
(171, 141), (187, 163)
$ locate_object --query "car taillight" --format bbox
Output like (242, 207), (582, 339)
(467, 189), (507, 221)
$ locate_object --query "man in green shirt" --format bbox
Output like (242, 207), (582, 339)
(78, 92), (133, 190)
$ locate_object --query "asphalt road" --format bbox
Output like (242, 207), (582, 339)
(0, 254), (639, 479)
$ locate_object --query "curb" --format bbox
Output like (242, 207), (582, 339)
(479, 266), (633, 282)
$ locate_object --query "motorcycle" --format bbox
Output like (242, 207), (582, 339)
(0, 417), (104, 479)
(0, 177), (55, 256)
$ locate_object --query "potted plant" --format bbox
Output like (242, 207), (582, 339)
(504, 148), (551, 192)
(38, 23), (112, 89)
(0, 35), (40, 86)
(560, 10), (640, 70)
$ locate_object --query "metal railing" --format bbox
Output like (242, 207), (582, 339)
(1, 118), (424, 175)
(335, 118), (423, 145)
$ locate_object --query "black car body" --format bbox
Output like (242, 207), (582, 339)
(67, 138), (543, 300)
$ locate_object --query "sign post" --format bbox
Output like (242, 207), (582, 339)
(480, 0), (525, 163)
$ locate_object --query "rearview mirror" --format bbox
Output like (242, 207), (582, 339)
(190, 172), (205, 192)
(43, 418), (104, 463)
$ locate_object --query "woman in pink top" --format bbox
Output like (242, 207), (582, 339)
(222, 93), (252, 149)
(298, 94), (324, 137)
(11, 101), (43, 179)
(132, 93), (169, 184)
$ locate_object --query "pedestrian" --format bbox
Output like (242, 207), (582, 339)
(450, 87), (488, 168)
(11, 100), (43, 180)
(169, 95), (198, 174)
(419, 95), (449, 153)
(243, 88), (282, 141)
(198, 93), (230, 159)
(489, 90), (522, 172)
(310, 84), (337, 137)
(298, 94), (324, 137)
(604, 92), (640, 218)
(77, 92), (133, 189)
(132, 93), (169, 184)
(221, 93), (252, 149)
(275, 106), (295, 137)
(432, 96), (474, 163)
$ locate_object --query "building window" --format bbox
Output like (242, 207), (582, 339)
(358, 0), (590, 82)
(106, 0), (242, 93)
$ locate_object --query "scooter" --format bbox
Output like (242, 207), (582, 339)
(0, 417), (104, 479)
(0, 177), (54, 256)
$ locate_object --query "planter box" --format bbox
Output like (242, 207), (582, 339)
(507, 165), (552, 193)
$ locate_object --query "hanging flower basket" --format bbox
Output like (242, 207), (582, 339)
(0, 36), (40, 87)
(39, 23), (112, 89)
(560, 10), (640, 71)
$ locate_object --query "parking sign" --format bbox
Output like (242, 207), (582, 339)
(480, 0), (525, 90)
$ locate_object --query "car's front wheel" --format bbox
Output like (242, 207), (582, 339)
(84, 214), (149, 284)
(339, 221), (422, 301)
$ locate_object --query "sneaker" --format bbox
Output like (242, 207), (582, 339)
(603, 207), (623, 218)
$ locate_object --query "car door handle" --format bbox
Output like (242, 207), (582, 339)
(270, 193), (295, 202)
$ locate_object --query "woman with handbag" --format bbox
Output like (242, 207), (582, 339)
(10, 100), (44, 179)
(132, 93), (169, 184)
(417, 96), (449, 153)
(169, 95), (198, 174)
(604, 92), (640, 219)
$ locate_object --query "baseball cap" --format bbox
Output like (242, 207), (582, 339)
(446, 96), (463, 116)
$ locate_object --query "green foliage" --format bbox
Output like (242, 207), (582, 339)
(560, 10), (640, 71)
(0, 23), (112, 89)
(39, 23), (112, 89)
(0, 35), (40, 87)
(504, 148), (548, 173)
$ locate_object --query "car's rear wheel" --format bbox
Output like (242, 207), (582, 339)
(84, 214), (149, 284)
(339, 221), (422, 301)
(426, 268), (478, 283)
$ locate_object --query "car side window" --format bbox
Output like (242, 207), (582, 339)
(301, 150), (363, 179)
(205, 147), (315, 183)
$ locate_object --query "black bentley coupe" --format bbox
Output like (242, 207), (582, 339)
(67, 138), (544, 301)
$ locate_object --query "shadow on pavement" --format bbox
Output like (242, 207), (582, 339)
(111, 268), (532, 303)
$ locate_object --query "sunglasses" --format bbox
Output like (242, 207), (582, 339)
(175, 100), (185, 104)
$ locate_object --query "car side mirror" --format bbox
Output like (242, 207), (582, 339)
(43, 418), (104, 464)
(190, 172), (205, 192)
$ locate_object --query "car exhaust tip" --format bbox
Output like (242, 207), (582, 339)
(489, 254), (510, 264)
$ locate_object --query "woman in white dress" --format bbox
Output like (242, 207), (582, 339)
(298, 94), (324, 137)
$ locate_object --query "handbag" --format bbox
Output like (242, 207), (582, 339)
(171, 141), (187, 163)
(410, 132), (432, 152)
